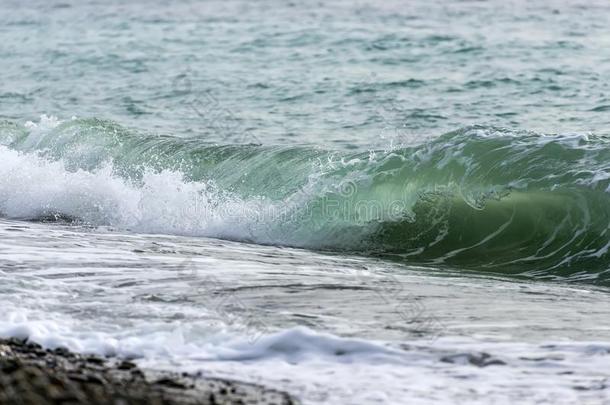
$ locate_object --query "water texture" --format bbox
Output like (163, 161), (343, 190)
(1, 1), (610, 404)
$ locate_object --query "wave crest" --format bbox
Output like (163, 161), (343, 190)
(2, 116), (610, 285)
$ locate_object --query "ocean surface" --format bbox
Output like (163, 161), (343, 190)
(1, 0), (610, 403)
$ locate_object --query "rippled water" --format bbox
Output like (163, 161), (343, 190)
(1, 0), (610, 404)
(3, 0), (610, 147)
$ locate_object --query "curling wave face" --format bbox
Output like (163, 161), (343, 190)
(2, 115), (610, 285)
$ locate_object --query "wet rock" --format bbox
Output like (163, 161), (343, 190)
(155, 377), (187, 389)
(117, 360), (136, 370)
(0, 358), (20, 374)
(53, 347), (71, 356)
(0, 338), (297, 405)
(441, 352), (507, 367)
(86, 356), (106, 365)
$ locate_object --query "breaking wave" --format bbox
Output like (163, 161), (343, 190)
(2, 115), (610, 285)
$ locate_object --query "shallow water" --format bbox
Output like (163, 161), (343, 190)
(1, 219), (609, 404)
(1, 0), (610, 403)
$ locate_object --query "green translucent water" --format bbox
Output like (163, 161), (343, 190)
(3, 117), (610, 285)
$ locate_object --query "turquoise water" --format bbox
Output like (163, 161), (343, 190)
(3, 0), (610, 148)
(2, 1), (610, 404)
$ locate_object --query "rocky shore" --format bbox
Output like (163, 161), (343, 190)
(0, 338), (297, 405)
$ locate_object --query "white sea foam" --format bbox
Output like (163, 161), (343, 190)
(1, 308), (609, 405)
(0, 134), (382, 251)
(24, 114), (64, 132)
(0, 116), (257, 238)
(0, 143), (281, 243)
(0, 308), (421, 404)
(0, 309), (398, 362)
(1, 218), (609, 404)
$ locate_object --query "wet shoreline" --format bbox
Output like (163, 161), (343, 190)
(0, 338), (297, 405)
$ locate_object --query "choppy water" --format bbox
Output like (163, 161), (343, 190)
(1, 0), (610, 404)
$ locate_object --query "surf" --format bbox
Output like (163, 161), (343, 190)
(2, 115), (610, 285)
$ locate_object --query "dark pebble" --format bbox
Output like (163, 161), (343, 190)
(117, 361), (136, 370)
(154, 377), (187, 389)
(86, 357), (105, 365)
(53, 347), (70, 356)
